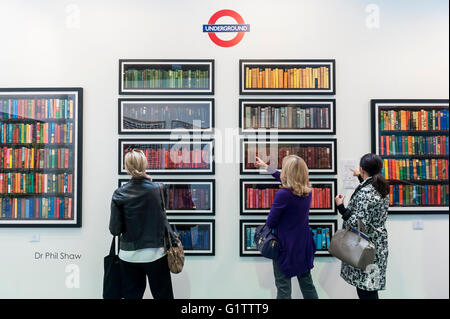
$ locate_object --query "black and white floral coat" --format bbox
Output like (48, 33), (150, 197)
(338, 177), (389, 291)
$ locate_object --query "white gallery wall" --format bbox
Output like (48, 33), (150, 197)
(0, 0), (448, 299)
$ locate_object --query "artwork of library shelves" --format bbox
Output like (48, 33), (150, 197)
(118, 98), (214, 135)
(239, 219), (337, 257)
(371, 99), (449, 214)
(168, 219), (215, 256)
(119, 59), (214, 95)
(0, 88), (83, 227)
(239, 59), (335, 95)
(119, 178), (215, 216)
(240, 178), (337, 216)
(240, 138), (337, 175)
(239, 99), (336, 135)
(118, 139), (214, 175)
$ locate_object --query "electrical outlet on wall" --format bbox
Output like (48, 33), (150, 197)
(29, 234), (40, 242)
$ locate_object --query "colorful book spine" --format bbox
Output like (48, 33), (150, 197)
(166, 186), (210, 210)
(382, 158), (448, 180)
(124, 68), (209, 89)
(0, 98), (74, 120)
(0, 196), (73, 220)
(380, 135), (448, 155)
(0, 123), (73, 144)
(173, 226), (210, 250)
(245, 66), (330, 89)
(379, 109), (449, 131)
(244, 105), (329, 130)
(389, 184), (449, 206)
(245, 145), (331, 170)
(0, 147), (72, 169)
(0, 173), (73, 194)
(311, 227), (331, 250)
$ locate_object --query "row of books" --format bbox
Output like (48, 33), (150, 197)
(245, 66), (330, 89)
(310, 187), (332, 209)
(244, 106), (330, 129)
(0, 98), (74, 120)
(312, 227), (331, 250)
(0, 173), (73, 195)
(382, 158), (448, 181)
(245, 227), (257, 249)
(123, 104), (211, 129)
(379, 109), (449, 131)
(166, 187), (210, 210)
(0, 196), (73, 219)
(172, 226), (210, 250)
(380, 135), (448, 156)
(125, 146), (210, 169)
(1, 147), (73, 170)
(124, 69), (210, 89)
(1, 122), (73, 144)
(245, 146), (332, 169)
(389, 184), (449, 206)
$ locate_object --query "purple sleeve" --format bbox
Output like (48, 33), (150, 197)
(266, 189), (288, 228)
(267, 166), (281, 182)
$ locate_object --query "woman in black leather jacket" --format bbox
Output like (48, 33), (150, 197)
(109, 149), (174, 299)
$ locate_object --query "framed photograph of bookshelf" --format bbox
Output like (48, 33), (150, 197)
(119, 59), (214, 95)
(239, 59), (335, 95)
(169, 219), (215, 256)
(240, 138), (337, 175)
(371, 99), (449, 214)
(0, 88), (83, 227)
(240, 219), (265, 256)
(239, 99), (336, 135)
(309, 219), (337, 256)
(118, 98), (214, 134)
(240, 178), (337, 215)
(239, 219), (337, 257)
(119, 178), (215, 215)
(118, 138), (214, 175)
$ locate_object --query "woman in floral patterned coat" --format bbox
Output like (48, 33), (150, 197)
(335, 153), (389, 299)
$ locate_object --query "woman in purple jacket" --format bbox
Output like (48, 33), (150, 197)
(255, 155), (318, 299)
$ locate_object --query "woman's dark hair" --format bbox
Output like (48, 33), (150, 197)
(360, 153), (390, 197)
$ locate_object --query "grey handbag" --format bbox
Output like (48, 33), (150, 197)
(328, 219), (376, 270)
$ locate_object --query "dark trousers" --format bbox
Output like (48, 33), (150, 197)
(272, 260), (319, 299)
(357, 287), (379, 299)
(119, 254), (174, 299)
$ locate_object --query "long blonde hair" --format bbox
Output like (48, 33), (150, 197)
(280, 155), (311, 196)
(125, 149), (148, 178)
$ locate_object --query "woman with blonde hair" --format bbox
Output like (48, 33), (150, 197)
(255, 155), (318, 299)
(109, 148), (174, 299)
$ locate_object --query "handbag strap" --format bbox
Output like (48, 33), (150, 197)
(109, 236), (119, 256)
(158, 183), (174, 250)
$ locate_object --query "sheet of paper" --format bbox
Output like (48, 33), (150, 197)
(341, 160), (359, 189)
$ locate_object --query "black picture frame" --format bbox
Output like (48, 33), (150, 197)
(118, 138), (215, 175)
(118, 98), (215, 135)
(239, 178), (337, 215)
(119, 59), (215, 95)
(239, 59), (336, 95)
(371, 99), (449, 215)
(118, 178), (215, 216)
(0, 87), (83, 228)
(168, 219), (215, 256)
(240, 138), (337, 175)
(239, 219), (337, 257)
(239, 99), (336, 135)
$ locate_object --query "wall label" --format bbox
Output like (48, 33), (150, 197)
(34, 251), (82, 260)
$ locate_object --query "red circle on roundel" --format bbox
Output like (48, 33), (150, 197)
(207, 9), (246, 47)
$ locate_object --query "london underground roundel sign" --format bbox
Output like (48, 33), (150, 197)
(203, 10), (250, 47)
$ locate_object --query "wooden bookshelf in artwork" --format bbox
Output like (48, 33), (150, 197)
(118, 139), (214, 175)
(371, 99), (449, 214)
(239, 59), (335, 95)
(240, 138), (337, 175)
(118, 98), (214, 134)
(240, 178), (337, 215)
(119, 178), (215, 216)
(119, 59), (214, 95)
(169, 219), (215, 256)
(0, 88), (83, 227)
(239, 99), (335, 135)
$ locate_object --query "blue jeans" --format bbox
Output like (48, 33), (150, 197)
(272, 260), (319, 299)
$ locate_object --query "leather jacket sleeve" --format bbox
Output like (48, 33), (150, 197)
(109, 195), (122, 236)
